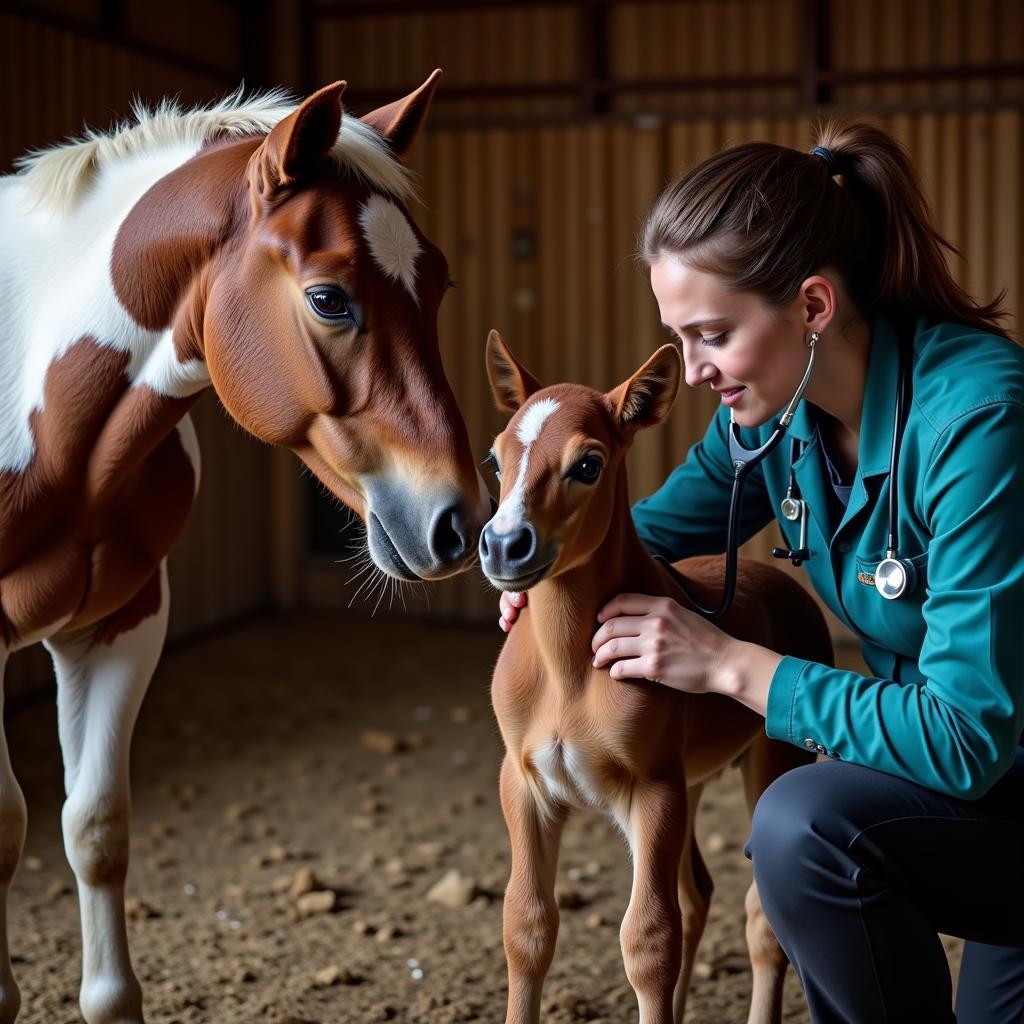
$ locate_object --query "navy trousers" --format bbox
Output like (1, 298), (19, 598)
(743, 747), (1024, 1023)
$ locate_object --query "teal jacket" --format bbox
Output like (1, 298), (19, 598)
(632, 316), (1024, 799)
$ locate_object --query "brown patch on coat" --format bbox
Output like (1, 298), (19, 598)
(0, 339), (196, 647)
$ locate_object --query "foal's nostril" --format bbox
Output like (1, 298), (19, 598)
(431, 505), (469, 564)
(479, 525), (493, 560)
(507, 526), (536, 564)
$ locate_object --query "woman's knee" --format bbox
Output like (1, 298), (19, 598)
(745, 761), (862, 894)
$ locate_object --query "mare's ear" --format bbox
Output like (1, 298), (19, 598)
(361, 69), (442, 157)
(605, 344), (682, 432)
(486, 330), (542, 412)
(251, 81), (345, 200)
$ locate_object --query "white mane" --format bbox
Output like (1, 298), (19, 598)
(14, 86), (418, 213)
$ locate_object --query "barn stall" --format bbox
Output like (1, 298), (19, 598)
(1, 1), (1021, 1021)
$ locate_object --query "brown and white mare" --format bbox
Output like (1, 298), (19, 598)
(0, 75), (490, 1023)
(479, 331), (834, 1024)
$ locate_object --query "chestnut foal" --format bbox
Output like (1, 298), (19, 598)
(480, 331), (833, 1024)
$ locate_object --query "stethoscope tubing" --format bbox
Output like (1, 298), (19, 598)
(659, 331), (914, 619)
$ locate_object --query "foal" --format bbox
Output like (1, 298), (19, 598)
(0, 75), (488, 1023)
(480, 331), (833, 1024)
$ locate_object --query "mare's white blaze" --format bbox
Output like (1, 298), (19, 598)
(531, 739), (606, 809)
(358, 194), (421, 301)
(492, 397), (560, 532)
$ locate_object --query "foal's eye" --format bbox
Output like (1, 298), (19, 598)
(485, 451), (502, 481)
(305, 285), (353, 322)
(568, 456), (603, 485)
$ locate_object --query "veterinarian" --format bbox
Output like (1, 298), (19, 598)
(499, 122), (1024, 1023)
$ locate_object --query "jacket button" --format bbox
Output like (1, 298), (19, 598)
(815, 743), (827, 754)
(804, 738), (816, 750)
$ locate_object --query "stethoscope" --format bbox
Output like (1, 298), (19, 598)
(657, 329), (916, 620)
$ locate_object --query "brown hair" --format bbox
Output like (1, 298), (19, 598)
(639, 119), (1009, 337)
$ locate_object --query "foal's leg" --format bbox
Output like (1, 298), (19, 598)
(620, 780), (688, 1024)
(672, 784), (713, 1024)
(0, 647), (27, 1024)
(45, 565), (169, 1024)
(739, 737), (812, 1024)
(499, 755), (567, 1024)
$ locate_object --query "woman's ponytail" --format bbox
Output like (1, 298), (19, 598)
(813, 120), (1009, 335)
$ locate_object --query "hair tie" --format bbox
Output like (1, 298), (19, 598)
(811, 146), (840, 176)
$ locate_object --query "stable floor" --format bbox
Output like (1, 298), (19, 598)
(6, 614), (962, 1023)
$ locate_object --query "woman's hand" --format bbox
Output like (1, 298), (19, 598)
(591, 593), (735, 694)
(498, 591), (527, 633)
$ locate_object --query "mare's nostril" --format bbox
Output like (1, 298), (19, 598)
(431, 505), (469, 564)
(479, 525), (493, 560)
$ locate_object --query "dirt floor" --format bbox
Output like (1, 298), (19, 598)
(7, 613), (963, 1024)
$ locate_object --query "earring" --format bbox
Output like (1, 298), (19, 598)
(807, 331), (820, 347)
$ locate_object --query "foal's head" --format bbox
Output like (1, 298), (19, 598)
(163, 76), (488, 580)
(479, 331), (681, 590)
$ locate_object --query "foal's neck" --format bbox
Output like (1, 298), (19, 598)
(527, 474), (664, 686)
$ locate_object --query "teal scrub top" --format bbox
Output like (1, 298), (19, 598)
(632, 315), (1024, 799)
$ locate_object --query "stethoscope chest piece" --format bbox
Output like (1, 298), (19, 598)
(874, 554), (916, 600)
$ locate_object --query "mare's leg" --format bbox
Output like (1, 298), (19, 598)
(499, 755), (567, 1024)
(739, 736), (811, 1024)
(0, 647), (27, 1024)
(45, 564), (169, 1024)
(620, 779), (688, 1024)
(672, 784), (713, 1024)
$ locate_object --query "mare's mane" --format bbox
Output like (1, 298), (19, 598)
(14, 86), (418, 213)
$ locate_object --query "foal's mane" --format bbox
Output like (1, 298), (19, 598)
(15, 86), (418, 213)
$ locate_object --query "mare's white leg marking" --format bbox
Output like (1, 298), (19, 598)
(357, 194), (422, 301)
(46, 562), (170, 1024)
(492, 398), (560, 532)
(0, 647), (27, 1024)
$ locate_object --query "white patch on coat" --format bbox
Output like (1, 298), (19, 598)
(358, 194), (422, 300)
(0, 143), (213, 474)
(490, 398), (561, 532)
(531, 739), (606, 810)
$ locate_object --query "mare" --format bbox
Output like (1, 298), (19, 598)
(0, 74), (489, 1022)
(479, 330), (833, 1024)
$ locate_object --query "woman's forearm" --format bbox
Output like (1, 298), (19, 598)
(715, 639), (783, 717)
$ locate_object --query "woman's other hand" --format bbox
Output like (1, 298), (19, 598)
(498, 591), (527, 633)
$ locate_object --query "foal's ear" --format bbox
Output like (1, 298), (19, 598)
(251, 81), (346, 198)
(486, 330), (542, 412)
(606, 344), (682, 432)
(362, 69), (442, 157)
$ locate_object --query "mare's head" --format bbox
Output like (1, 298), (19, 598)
(479, 330), (681, 590)
(183, 76), (487, 580)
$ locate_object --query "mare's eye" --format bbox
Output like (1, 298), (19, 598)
(485, 451), (502, 480)
(305, 285), (352, 321)
(569, 456), (603, 485)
